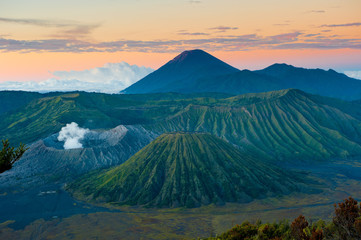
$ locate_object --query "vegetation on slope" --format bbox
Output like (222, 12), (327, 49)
(1, 89), (361, 163)
(205, 197), (361, 240)
(0, 139), (28, 173)
(0, 93), (85, 144)
(0, 91), (231, 145)
(0, 91), (42, 116)
(152, 89), (361, 161)
(67, 132), (312, 208)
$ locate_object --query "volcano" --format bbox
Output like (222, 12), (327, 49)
(68, 132), (313, 208)
(121, 49), (240, 94)
(0, 125), (157, 190)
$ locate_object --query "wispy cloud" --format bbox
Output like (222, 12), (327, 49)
(188, 0), (201, 3)
(178, 32), (209, 36)
(0, 17), (100, 38)
(0, 17), (73, 27)
(304, 33), (320, 37)
(0, 62), (154, 93)
(208, 26), (238, 32)
(273, 23), (290, 26)
(50, 25), (100, 38)
(273, 37), (361, 50)
(1, 31), (360, 53)
(305, 10), (326, 14)
(270, 32), (301, 41)
(321, 22), (361, 28)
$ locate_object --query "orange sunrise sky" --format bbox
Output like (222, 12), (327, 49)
(0, 0), (361, 84)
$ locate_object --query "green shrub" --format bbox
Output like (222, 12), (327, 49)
(0, 139), (28, 173)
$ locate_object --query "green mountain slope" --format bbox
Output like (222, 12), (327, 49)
(1, 89), (361, 162)
(0, 91), (42, 115)
(150, 89), (361, 161)
(67, 132), (312, 207)
(0, 94), (80, 144)
(0, 93), (124, 144)
(0, 92), (227, 144)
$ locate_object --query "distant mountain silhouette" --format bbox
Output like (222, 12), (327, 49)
(122, 50), (361, 100)
(121, 49), (240, 94)
(188, 70), (284, 95)
(256, 63), (361, 100)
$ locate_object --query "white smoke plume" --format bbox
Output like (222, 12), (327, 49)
(57, 122), (89, 149)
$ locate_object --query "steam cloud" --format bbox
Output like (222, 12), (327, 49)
(57, 122), (89, 149)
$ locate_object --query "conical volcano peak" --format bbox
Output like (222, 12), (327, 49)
(67, 132), (311, 208)
(170, 49), (217, 63)
(122, 49), (239, 94)
(164, 49), (237, 70)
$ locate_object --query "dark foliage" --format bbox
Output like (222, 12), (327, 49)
(291, 215), (309, 240)
(206, 197), (361, 240)
(333, 197), (361, 239)
(0, 139), (28, 173)
(310, 228), (324, 240)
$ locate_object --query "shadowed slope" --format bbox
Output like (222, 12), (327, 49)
(0, 91), (42, 115)
(122, 50), (361, 99)
(122, 49), (240, 94)
(67, 133), (312, 208)
(256, 63), (361, 100)
(188, 70), (284, 95)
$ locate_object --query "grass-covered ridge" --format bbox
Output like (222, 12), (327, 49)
(67, 132), (313, 208)
(0, 91), (231, 145)
(152, 89), (361, 161)
(1, 89), (361, 162)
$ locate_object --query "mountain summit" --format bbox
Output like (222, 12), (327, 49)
(67, 132), (311, 208)
(167, 49), (232, 67)
(122, 49), (361, 99)
(121, 49), (240, 94)
(256, 63), (361, 99)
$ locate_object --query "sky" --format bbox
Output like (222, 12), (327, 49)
(0, 0), (361, 92)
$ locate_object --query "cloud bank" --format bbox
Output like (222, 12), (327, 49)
(57, 122), (89, 149)
(321, 22), (361, 28)
(344, 71), (361, 80)
(208, 26), (239, 32)
(306, 10), (325, 14)
(0, 62), (154, 93)
(1, 30), (360, 53)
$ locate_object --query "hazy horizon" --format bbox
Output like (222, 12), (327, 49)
(1, 0), (360, 88)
